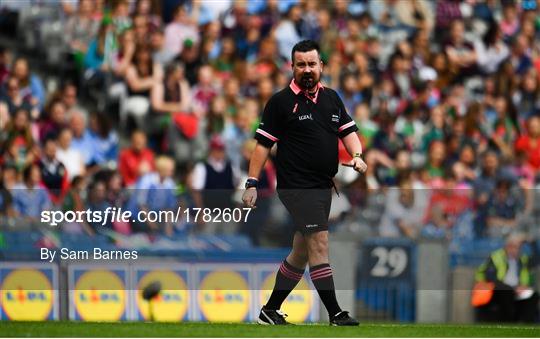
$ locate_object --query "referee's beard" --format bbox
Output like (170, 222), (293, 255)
(297, 73), (320, 92)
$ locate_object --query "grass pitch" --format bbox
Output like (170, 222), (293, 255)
(1, 322), (539, 337)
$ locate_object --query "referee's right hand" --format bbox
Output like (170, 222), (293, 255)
(242, 188), (257, 208)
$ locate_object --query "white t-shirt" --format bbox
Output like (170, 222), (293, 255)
(56, 147), (84, 181)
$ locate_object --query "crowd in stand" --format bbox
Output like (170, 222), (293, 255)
(0, 0), (539, 247)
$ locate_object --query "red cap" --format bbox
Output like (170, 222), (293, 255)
(209, 134), (225, 150)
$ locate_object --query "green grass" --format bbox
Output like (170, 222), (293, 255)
(0, 322), (539, 337)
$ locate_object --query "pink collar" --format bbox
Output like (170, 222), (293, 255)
(289, 79), (323, 103)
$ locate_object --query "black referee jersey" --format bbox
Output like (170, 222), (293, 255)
(254, 79), (358, 189)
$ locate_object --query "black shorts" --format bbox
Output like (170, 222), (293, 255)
(277, 189), (332, 234)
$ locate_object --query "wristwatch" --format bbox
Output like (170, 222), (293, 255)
(245, 178), (259, 189)
(353, 152), (363, 158)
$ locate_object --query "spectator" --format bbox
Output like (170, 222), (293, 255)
(515, 115), (540, 174)
(63, 0), (99, 69)
(223, 106), (256, 171)
(435, 0), (462, 39)
(11, 57), (46, 112)
(86, 179), (113, 231)
(128, 155), (177, 235)
(513, 69), (540, 124)
(123, 44), (163, 127)
(132, 14), (150, 45)
(354, 103), (378, 149)
(394, 0), (434, 32)
(425, 140), (447, 183)
(0, 76), (35, 118)
(475, 21), (510, 75)
(69, 112), (96, 166)
(474, 233), (538, 323)
(112, 28), (136, 79)
(150, 29), (176, 66)
(422, 169), (472, 239)
(164, 5), (200, 57)
(499, 2), (520, 40)
(191, 65), (218, 116)
(39, 99), (67, 142)
(57, 82), (87, 117)
(133, 0), (162, 32)
(337, 73), (362, 116)
(372, 113), (407, 159)
(0, 165), (16, 219)
(2, 109), (38, 170)
(485, 178), (525, 238)
(491, 96), (518, 160)
(379, 176), (426, 238)
(190, 135), (239, 233)
(444, 20), (477, 79)
(274, 5), (304, 62)
(56, 128), (85, 181)
(211, 36), (238, 80)
(61, 175), (94, 235)
(84, 19), (114, 86)
(473, 150), (506, 237)
(88, 112), (118, 168)
(151, 62), (191, 114)
(11, 164), (51, 222)
(37, 137), (69, 205)
(509, 34), (532, 76)
(0, 47), (10, 85)
(118, 130), (155, 187)
(110, 0), (131, 34)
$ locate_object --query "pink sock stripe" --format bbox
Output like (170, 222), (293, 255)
(310, 268), (332, 279)
(310, 266), (331, 275)
(279, 268), (299, 280)
(280, 264), (302, 279)
(310, 271), (333, 280)
(281, 262), (303, 276)
(279, 265), (302, 281)
(280, 264), (302, 280)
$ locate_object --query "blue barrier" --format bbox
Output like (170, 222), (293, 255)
(357, 238), (416, 322)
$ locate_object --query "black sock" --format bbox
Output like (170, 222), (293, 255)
(265, 260), (304, 310)
(309, 263), (342, 318)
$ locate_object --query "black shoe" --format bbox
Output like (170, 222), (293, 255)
(330, 311), (359, 326)
(257, 307), (290, 325)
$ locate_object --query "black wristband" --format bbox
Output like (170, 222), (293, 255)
(245, 178), (258, 189)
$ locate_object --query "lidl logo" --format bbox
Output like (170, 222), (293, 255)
(136, 270), (189, 321)
(0, 269), (54, 320)
(73, 270), (126, 321)
(78, 290), (121, 303)
(260, 272), (312, 323)
(202, 290), (245, 303)
(198, 270), (250, 322)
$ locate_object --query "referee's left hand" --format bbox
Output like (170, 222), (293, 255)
(342, 157), (367, 173)
(242, 188), (257, 208)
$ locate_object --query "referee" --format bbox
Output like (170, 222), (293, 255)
(242, 40), (367, 326)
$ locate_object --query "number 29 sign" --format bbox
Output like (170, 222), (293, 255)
(360, 241), (413, 281)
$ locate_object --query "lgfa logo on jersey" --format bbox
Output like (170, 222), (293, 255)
(73, 270), (126, 321)
(1, 268), (54, 320)
(198, 270), (250, 322)
(299, 114), (313, 121)
(136, 270), (189, 322)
